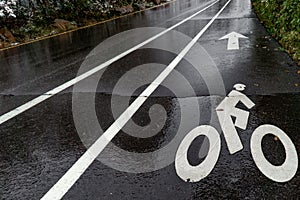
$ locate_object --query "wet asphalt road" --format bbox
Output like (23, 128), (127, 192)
(0, 0), (300, 199)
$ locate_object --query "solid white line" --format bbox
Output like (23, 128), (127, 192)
(41, 0), (232, 199)
(0, 0), (219, 126)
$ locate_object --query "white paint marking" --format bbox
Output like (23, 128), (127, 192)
(216, 90), (255, 154)
(251, 125), (298, 182)
(175, 125), (221, 182)
(233, 83), (246, 91)
(41, 0), (233, 199)
(0, 0), (220, 126)
(219, 31), (248, 50)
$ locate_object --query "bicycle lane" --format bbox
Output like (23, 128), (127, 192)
(195, 0), (300, 198)
(63, 0), (300, 199)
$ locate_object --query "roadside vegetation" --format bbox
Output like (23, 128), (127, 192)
(0, 0), (168, 49)
(252, 0), (300, 65)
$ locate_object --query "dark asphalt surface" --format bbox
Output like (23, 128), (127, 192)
(0, 0), (300, 199)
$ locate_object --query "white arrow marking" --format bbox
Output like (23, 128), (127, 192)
(219, 31), (248, 50)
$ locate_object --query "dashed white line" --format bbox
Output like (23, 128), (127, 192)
(41, 0), (233, 199)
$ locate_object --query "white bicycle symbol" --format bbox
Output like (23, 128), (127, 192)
(175, 84), (298, 183)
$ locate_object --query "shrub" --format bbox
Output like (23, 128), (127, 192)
(0, 0), (163, 46)
(0, 0), (151, 28)
(252, 0), (300, 64)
